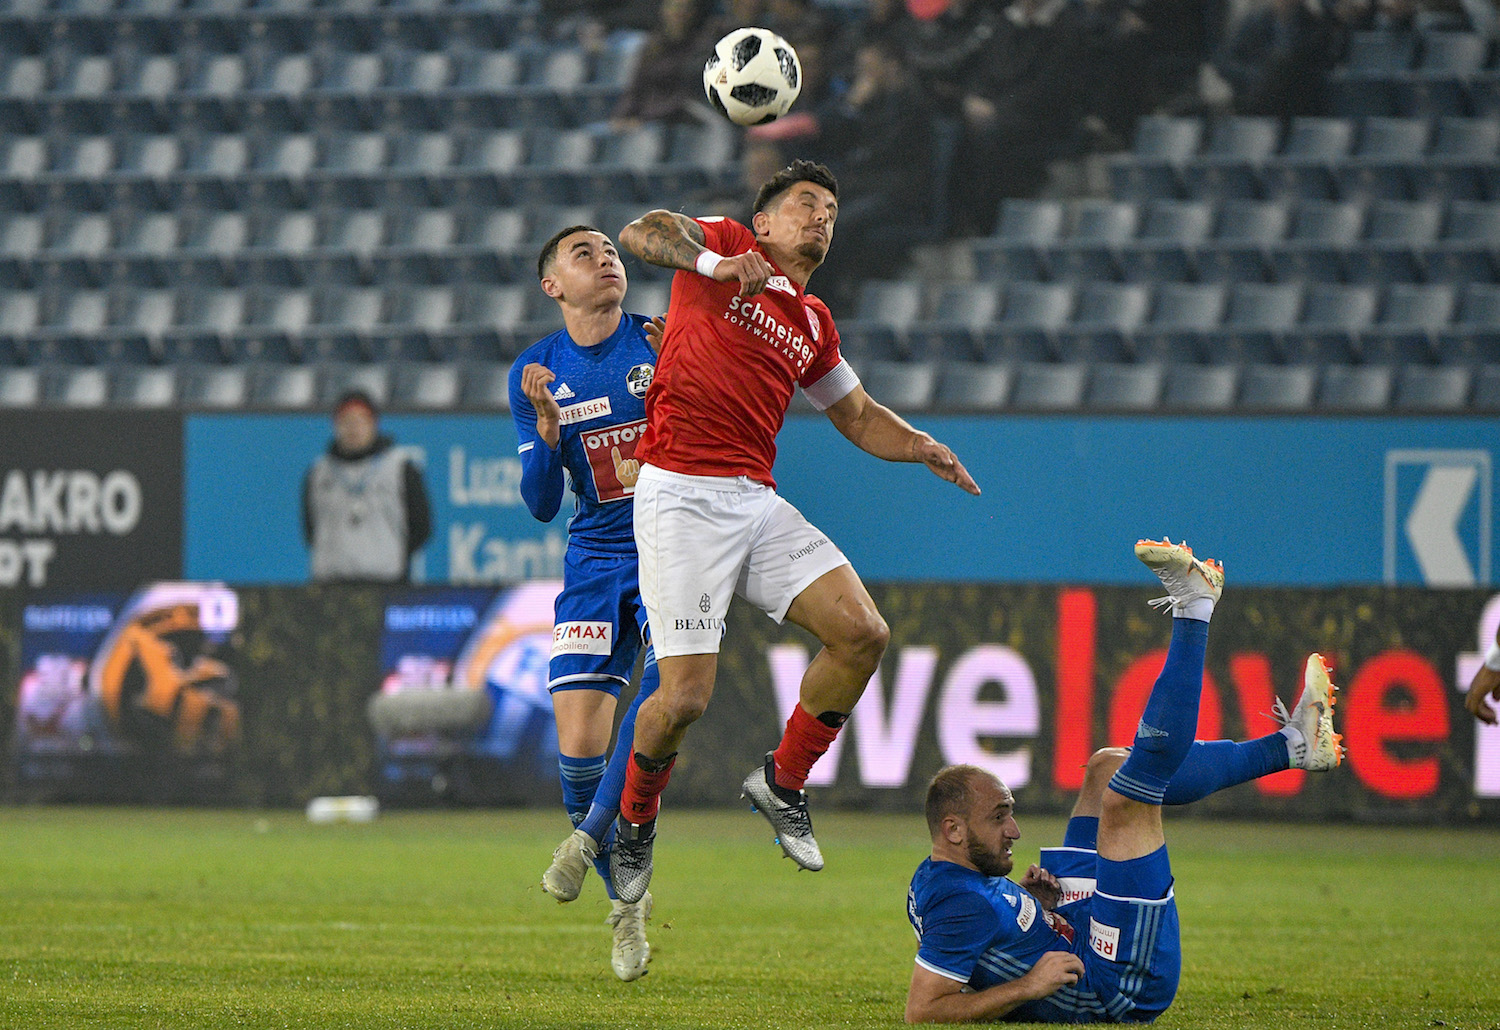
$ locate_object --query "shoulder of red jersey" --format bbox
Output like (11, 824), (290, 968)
(695, 215), (755, 253)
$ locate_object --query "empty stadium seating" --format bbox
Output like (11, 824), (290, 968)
(0, 4), (1493, 413)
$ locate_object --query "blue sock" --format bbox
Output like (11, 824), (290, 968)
(558, 752), (606, 831)
(1109, 617), (1209, 805)
(1063, 816), (1099, 850)
(1161, 735), (1291, 805)
(579, 646), (660, 900)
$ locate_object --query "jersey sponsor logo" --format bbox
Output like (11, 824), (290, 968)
(765, 275), (797, 296)
(626, 362), (654, 399)
(1017, 893), (1036, 932)
(552, 620), (612, 656)
(552, 382), (575, 399)
(1089, 919), (1121, 961)
(557, 396), (612, 425)
(580, 417), (646, 504)
(723, 294), (816, 375)
(1057, 877), (1096, 905)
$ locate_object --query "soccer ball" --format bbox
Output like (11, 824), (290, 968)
(702, 27), (802, 127)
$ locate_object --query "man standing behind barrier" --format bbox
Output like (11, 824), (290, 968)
(1465, 623), (1500, 723)
(511, 225), (661, 982)
(608, 160), (980, 906)
(301, 390), (431, 584)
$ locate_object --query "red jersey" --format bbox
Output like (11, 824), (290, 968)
(637, 217), (844, 487)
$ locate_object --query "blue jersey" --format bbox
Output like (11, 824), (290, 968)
(509, 312), (656, 556)
(907, 855), (1181, 1023)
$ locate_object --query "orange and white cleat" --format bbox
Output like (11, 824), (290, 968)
(1273, 653), (1344, 772)
(1134, 537), (1225, 614)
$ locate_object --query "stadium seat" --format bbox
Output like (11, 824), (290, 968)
(971, 199), (1065, 281)
(933, 361), (1012, 411)
(1335, 117), (1430, 202)
(1292, 283), (1378, 363)
(1344, 199), (1442, 282)
(1410, 116), (1500, 200)
(1394, 364), (1471, 409)
(1263, 117), (1356, 200)
(1132, 282), (1226, 363)
(1181, 116), (1281, 200)
(859, 360), (937, 411)
(248, 363), (318, 408)
(1239, 363), (1318, 410)
(390, 361), (460, 409)
(457, 360), (512, 410)
(111, 365), (179, 407)
(0, 366), (40, 405)
(1121, 200), (1212, 282)
(1046, 200), (1138, 281)
(1318, 364), (1394, 410)
(906, 281), (1002, 361)
(1009, 361), (1087, 410)
(1269, 200), (1365, 282)
(1196, 200), (1286, 283)
(1161, 363), (1238, 411)
(1473, 364), (1500, 410)
(1107, 115), (1202, 200)
(1059, 282), (1151, 362)
(1086, 362), (1163, 410)
(984, 282), (1074, 362)
(1424, 200), (1500, 283)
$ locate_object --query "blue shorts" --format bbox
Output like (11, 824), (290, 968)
(548, 548), (649, 697)
(1033, 846), (1181, 1023)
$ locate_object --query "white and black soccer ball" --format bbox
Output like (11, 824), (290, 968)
(702, 27), (802, 127)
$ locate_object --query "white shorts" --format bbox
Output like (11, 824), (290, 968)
(633, 463), (851, 659)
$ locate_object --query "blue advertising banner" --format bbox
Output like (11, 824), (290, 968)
(184, 413), (1496, 587)
(185, 413), (565, 585)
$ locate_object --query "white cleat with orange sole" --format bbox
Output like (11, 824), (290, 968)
(1273, 653), (1345, 772)
(1135, 537), (1225, 615)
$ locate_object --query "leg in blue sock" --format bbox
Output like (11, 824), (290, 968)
(580, 647), (660, 897)
(1161, 735), (1290, 805)
(1109, 616), (1210, 806)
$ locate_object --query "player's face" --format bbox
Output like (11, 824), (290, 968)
(964, 778), (1020, 878)
(546, 231), (627, 307)
(760, 183), (837, 265)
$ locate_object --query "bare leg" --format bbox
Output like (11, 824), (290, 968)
(630, 652), (717, 760)
(783, 564), (890, 717)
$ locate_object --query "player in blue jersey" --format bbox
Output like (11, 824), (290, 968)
(905, 538), (1345, 1023)
(510, 224), (661, 982)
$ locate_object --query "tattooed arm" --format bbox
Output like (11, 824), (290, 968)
(619, 209), (773, 297)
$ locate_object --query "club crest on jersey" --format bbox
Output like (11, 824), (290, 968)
(765, 275), (797, 296)
(805, 305), (820, 341)
(626, 362), (654, 399)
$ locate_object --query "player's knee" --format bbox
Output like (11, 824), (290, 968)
(1087, 747), (1130, 779)
(841, 610), (889, 673)
(657, 681), (714, 728)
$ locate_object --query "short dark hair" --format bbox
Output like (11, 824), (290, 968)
(537, 224), (605, 280)
(752, 159), (839, 217)
(924, 765), (993, 838)
(334, 389), (377, 418)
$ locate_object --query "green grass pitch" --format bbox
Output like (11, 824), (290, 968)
(2, 807), (1498, 1029)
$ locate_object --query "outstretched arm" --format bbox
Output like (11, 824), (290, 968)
(823, 384), (980, 495)
(1466, 628), (1500, 724)
(904, 952), (1084, 1023)
(619, 209), (775, 297)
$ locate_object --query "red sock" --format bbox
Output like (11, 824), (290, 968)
(772, 705), (844, 791)
(619, 753), (675, 825)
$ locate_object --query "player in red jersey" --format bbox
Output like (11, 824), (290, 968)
(606, 159), (981, 905)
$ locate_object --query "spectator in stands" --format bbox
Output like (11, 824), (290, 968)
(302, 390), (432, 584)
(824, 0), (912, 95)
(540, 0), (660, 51)
(1212, 0), (1343, 117)
(1055, 0), (1158, 149)
(943, 0), (1087, 235)
(898, 0), (1006, 121)
(792, 39), (938, 309)
(611, 0), (720, 130)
